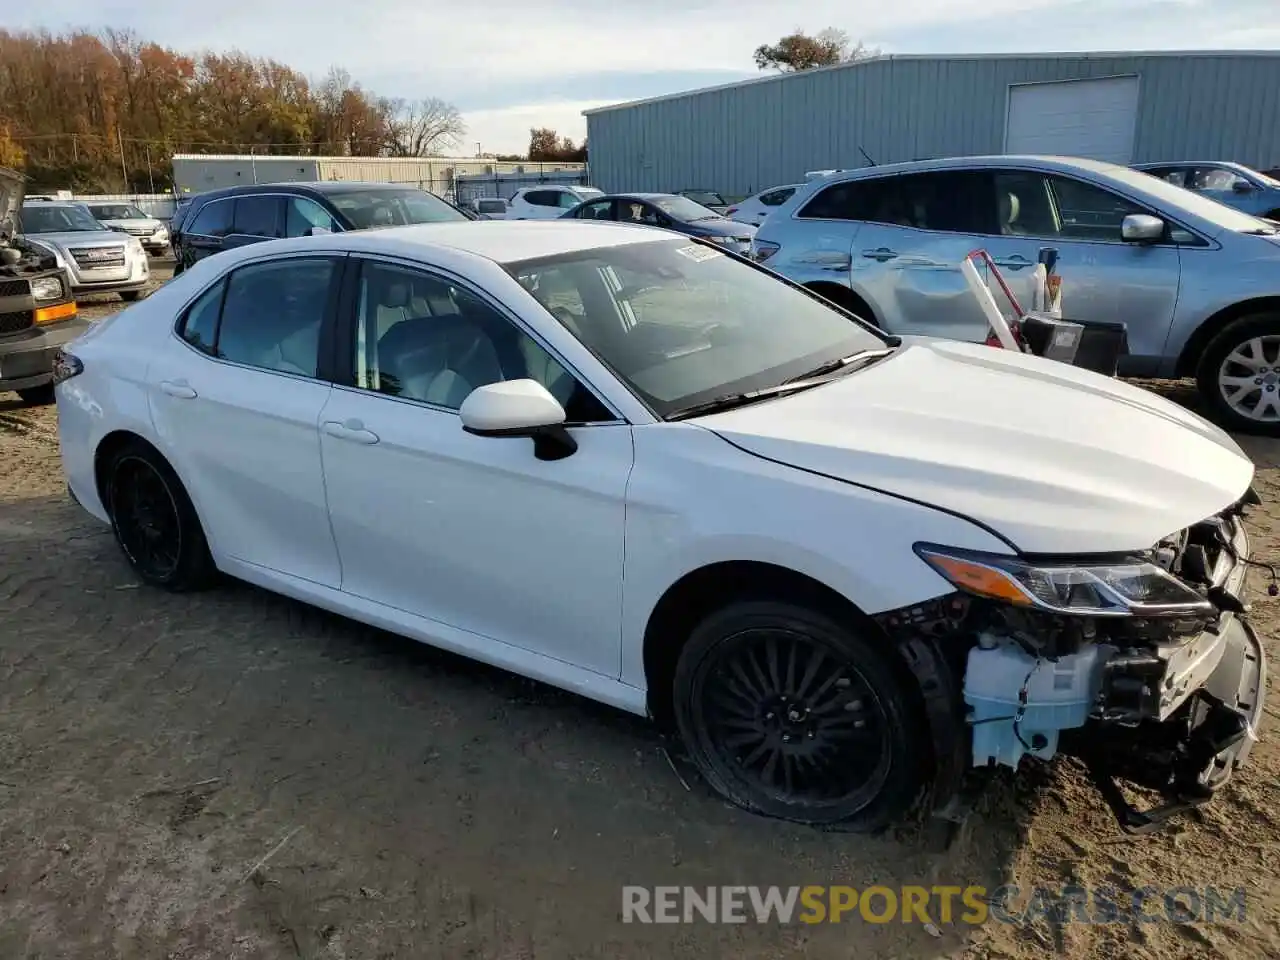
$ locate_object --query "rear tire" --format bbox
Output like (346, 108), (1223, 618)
(17, 384), (55, 406)
(1196, 312), (1280, 436)
(104, 441), (215, 591)
(120, 290), (143, 302)
(672, 600), (926, 831)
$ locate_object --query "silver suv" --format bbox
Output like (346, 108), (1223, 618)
(19, 200), (151, 302)
(752, 155), (1280, 435)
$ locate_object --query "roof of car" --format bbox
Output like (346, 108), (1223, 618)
(226, 220), (673, 266)
(188, 180), (434, 202)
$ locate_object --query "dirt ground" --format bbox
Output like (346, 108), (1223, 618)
(0, 270), (1277, 959)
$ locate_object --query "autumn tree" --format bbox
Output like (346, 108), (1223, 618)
(528, 127), (587, 162)
(753, 28), (879, 72)
(0, 28), (465, 191)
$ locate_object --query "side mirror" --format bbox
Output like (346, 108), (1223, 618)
(1233, 180), (1255, 194)
(308, 226), (332, 236)
(459, 379), (577, 461)
(1121, 213), (1165, 244)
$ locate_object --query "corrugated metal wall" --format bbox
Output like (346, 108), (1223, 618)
(172, 157), (321, 192)
(585, 53), (1280, 195)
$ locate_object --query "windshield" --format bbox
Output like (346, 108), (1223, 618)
(1250, 167), (1280, 189)
(1103, 164), (1279, 234)
(20, 204), (108, 233)
(683, 191), (725, 206)
(90, 204), (146, 220)
(508, 237), (887, 417)
(327, 188), (467, 229)
(651, 196), (722, 221)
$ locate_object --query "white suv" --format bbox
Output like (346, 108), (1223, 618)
(507, 185), (604, 220)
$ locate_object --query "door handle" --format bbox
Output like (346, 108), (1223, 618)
(159, 380), (197, 399)
(861, 247), (898, 262)
(991, 255), (1033, 270)
(322, 420), (379, 445)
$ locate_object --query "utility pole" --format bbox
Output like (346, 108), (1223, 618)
(117, 127), (129, 192)
(145, 144), (156, 193)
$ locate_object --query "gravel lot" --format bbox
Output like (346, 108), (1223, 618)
(0, 270), (1277, 959)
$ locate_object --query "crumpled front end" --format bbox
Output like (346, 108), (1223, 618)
(878, 489), (1268, 834)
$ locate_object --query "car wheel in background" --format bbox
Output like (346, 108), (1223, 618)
(672, 600), (926, 831)
(104, 440), (215, 591)
(1197, 313), (1280, 437)
(17, 384), (55, 406)
(120, 290), (144, 302)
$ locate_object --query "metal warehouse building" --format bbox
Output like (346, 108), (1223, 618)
(170, 154), (586, 197)
(584, 51), (1280, 196)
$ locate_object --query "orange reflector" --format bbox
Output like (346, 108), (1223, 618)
(34, 301), (77, 325)
(928, 555), (1033, 606)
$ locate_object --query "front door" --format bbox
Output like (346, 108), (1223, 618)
(317, 257), (633, 677)
(147, 253), (344, 586)
(979, 170), (1182, 365)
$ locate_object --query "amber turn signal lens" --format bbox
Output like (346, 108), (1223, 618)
(924, 555), (1033, 606)
(34, 301), (77, 325)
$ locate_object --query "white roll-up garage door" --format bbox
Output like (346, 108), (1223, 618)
(1004, 76), (1140, 164)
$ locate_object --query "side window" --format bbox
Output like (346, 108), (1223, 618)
(354, 261), (610, 420)
(798, 180), (877, 220)
(1047, 176), (1149, 243)
(284, 197), (338, 238)
(558, 191), (584, 209)
(216, 257), (336, 376)
(1147, 167), (1186, 187)
(524, 190), (556, 207)
(575, 200), (613, 220)
(232, 196), (282, 238)
(760, 187), (795, 207)
(187, 199), (232, 237)
(991, 171), (1060, 236)
(619, 202), (664, 226)
(1187, 166), (1249, 193)
(895, 171), (999, 234)
(178, 280), (225, 355)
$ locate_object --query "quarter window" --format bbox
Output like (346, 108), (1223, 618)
(215, 257), (336, 376)
(178, 281), (224, 355)
(186, 199), (233, 237)
(760, 187), (795, 206)
(352, 260), (609, 420)
(524, 190), (558, 207)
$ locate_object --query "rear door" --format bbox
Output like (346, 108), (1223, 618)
(847, 170), (999, 342)
(147, 253), (345, 585)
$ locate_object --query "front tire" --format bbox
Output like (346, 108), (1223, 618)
(17, 384), (55, 406)
(104, 441), (214, 591)
(1196, 312), (1280, 436)
(120, 290), (143, 303)
(672, 600), (926, 830)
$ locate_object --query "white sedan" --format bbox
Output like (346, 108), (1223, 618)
(54, 221), (1266, 833)
(725, 183), (803, 227)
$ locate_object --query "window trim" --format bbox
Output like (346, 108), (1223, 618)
(284, 195), (341, 238)
(331, 253), (629, 426)
(184, 197), (236, 239)
(169, 251), (349, 384)
(184, 192), (349, 241)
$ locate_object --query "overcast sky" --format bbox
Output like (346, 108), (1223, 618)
(12, 0), (1280, 156)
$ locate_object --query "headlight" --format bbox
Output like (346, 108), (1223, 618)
(127, 237), (144, 253)
(29, 276), (64, 301)
(914, 543), (1215, 618)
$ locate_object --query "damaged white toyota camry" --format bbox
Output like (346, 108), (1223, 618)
(53, 221), (1266, 835)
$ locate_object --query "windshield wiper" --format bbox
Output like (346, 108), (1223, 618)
(667, 383), (818, 421)
(782, 347), (895, 384)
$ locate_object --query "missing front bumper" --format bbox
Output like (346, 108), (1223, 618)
(1065, 615), (1266, 834)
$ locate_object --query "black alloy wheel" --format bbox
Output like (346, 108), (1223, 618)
(673, 601), (925, 830)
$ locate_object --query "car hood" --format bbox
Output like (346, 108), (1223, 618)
(694, 338), (1255, 555)
(0, 166), (23, 236)
(687, 217), (757, 238)
(24, 229), (128, 248)
(100, 217), (164, 230)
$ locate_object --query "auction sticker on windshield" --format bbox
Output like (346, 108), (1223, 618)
(675, 244), (723, 262)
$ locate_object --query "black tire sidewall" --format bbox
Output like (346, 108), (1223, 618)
(671, 600), (926, 831)
(1197, 312), (1280, 437)
(105, 443), (213, 591)
(18, 385), (55, 406)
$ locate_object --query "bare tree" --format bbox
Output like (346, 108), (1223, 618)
(386, 97), (465, 157)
